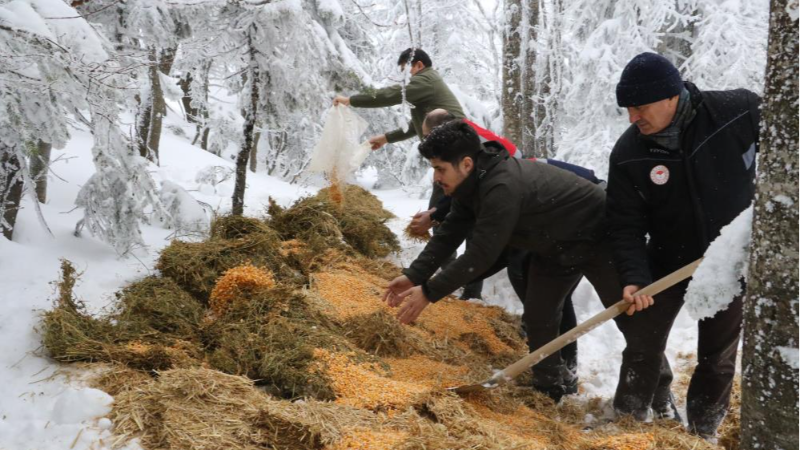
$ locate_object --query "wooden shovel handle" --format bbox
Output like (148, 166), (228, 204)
(500, 258), (703, 381)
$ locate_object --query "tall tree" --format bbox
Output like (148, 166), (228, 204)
(740, 0), (799, 447)
(500, 0), (542, 157)
(232, 28), (259, 216)
(0, 144), (23, 240)
(30, 140), (52, 203)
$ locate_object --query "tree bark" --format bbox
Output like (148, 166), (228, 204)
(0, 144), (23, 240)
(503, 0), (539, 157)
(249, 131), (260, 173)
(29, 140), (51, 203)
(531, 0), (561, 159)
(185, 61), (212, 151)
(179, 72), (198, 124)
(740, 0), (799, 448)
(502, 0), (523, 148)
(233, 33), (259, 216)
(138, 47), (175, 164)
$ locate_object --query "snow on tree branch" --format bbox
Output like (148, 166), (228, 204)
(685, 205), (754, 320)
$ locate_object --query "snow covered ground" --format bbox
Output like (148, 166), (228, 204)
(0, 119), (700, 449)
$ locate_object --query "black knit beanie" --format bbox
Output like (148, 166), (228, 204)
(616, 52), (683, 107)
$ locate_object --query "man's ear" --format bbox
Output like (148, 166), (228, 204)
(461, 156), (474, 173)
(414, 61), (426, 72)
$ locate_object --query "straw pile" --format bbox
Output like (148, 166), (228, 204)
(41, 184), (730, 450)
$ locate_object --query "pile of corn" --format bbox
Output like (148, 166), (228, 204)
(209, 264), (275, 315)
(312, 349), (429, 410)
(383, 355), (471, 389)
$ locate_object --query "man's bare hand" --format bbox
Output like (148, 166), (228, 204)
(395, 286), (431, 324)
(368, 134), (388, 151)
(622, 285), (655, 316)
(409, 208), (436, 234)
(333, 95), (350, 107)
(383, 275), (414, 307)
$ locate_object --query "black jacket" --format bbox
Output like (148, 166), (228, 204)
(606, 82), (760, 287)
(429, 143), (602, 222)
(404, 147), (607, 301)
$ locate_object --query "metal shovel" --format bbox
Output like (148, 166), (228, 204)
(448, 258), (703, 395)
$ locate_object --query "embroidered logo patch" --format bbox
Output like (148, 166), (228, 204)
(650, 165), (670, 185)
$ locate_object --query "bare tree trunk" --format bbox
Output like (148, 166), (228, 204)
(531, 0), (566, 159)
(179, 72), (198, 124)
(502, 0), (538, 157)
(138, 47), (175, 164)
(186, 61), (212, 151)
(249, 131), (260, 173)
(502, 0), (523, 148)
(519, 0), (538, 157)
(147, 53), (164, 164)
(741, 0), (799, 448)
(29, 140), (51, 203)
(0, 144), (23, 240)
(137, 87), (153, 161)
(233, 32), (259, 216)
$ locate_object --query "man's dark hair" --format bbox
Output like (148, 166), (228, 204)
(423, 110), (456, 132)
(418, 120), (481, 165)
(397, 48), (432, 68)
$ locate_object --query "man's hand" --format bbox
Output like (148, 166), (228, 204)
(622, 285), (655, 316)
(394, 286), (431, 325)
(333, 95), (350, 107)
(409, 208), (436, 234)
(383, 275), (414, 307)
(368, 134), (388, 151)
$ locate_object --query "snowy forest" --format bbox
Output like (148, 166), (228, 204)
(0, 0), (797, 449)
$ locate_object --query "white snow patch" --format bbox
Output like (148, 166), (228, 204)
(777, 346), (799, 370)
(773, 194), (794, 207)
(787, 0), (799, 21)
(52, 388), (113, 425)
(685, 205), (753, 320)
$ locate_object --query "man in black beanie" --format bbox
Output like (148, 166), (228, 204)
(605, 52), (761, 439)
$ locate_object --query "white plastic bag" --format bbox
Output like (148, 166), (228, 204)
(308, 105), (371, 180)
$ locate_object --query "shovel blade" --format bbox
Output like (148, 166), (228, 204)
(447, 378), (501, 395)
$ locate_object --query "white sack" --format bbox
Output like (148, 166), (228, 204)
(308, 105), (371, 179)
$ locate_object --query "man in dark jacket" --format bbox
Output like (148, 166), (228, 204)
(383, 120), (653, 402)
(408, 108), (605, 377)
(606, 52), (760, 437)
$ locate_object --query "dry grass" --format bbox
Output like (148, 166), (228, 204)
(43, 201), (731, 450)
(403, 221), (430, 243)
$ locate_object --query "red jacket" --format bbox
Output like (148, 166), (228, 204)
(463, 119), (520, 158)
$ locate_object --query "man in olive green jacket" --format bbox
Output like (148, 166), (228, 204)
(334, 48), (483, 300)
(333, 48), (465, 151)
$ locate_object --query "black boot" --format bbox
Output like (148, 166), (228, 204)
(652, 392), (683, 423)
(533, 370), (579, 403)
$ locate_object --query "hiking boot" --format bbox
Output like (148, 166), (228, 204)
(533, 372), (579, 403)
(653, 392), (683, 423)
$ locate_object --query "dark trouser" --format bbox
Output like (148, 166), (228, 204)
(506, 248), (578, 372)
(522, 243), (622, 391)
(612, 279), (742, 434)
(429, 184), (483, 299)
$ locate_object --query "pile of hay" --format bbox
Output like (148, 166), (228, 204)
(41, 184), (732, 450)
(269, 184), (399, 258)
